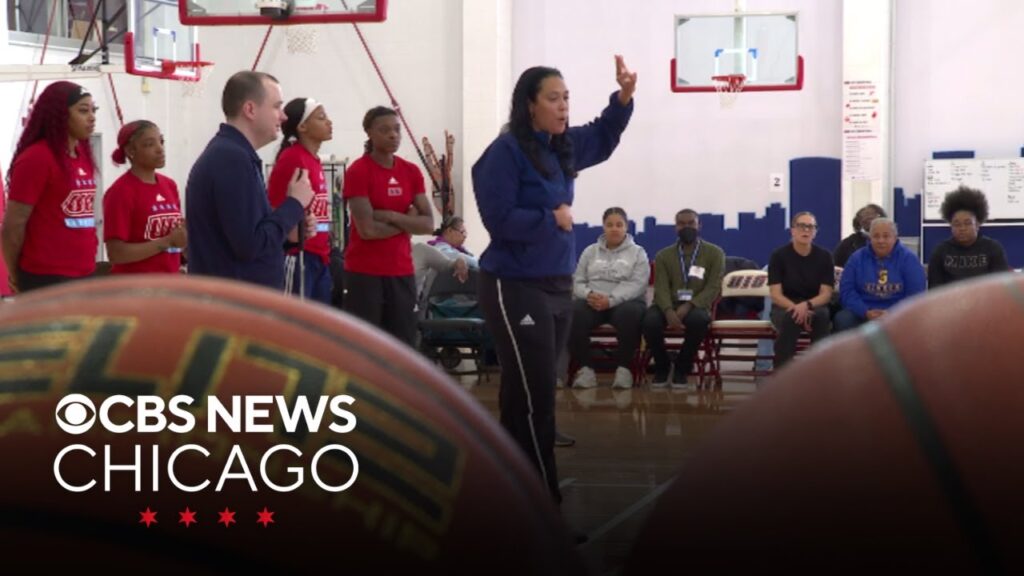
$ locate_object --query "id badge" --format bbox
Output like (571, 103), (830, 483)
(676, 289), (694, 302)
(689, 265), (706, 280)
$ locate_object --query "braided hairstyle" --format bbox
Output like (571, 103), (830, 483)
(7, 81), (94, 188)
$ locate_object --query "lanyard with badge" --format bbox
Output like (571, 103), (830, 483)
(677, 240), (705, 303)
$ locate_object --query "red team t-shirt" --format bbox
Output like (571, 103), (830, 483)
(102, 171), (183, 274)
(267, 145), (331, 263)
(8, 141), (98, 277)
(342, 154), (424, 277)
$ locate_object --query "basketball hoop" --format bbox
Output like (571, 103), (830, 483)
(712, 74), (746, 108)
(160, 60), (216, 98)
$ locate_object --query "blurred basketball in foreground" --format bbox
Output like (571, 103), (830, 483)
(627, 273), (1024, 574)
(0, 275), (581, 574)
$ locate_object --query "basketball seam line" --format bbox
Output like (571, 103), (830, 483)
(495, 278), (551, 490)
(7, 286), (554, 523)
(1001, 274), (1024, 310)
(862, 321), (1002, 574)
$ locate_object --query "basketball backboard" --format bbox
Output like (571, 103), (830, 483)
(671, 12), (802, 93)
(179, 0), (388, 26)
(126, 0), (202, 81)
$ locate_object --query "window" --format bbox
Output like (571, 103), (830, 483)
(7, 0), (127, 50)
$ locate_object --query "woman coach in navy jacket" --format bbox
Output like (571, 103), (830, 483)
(472, 56), (636, 506)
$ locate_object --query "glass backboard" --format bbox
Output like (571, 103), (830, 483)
(671, 12), (802, 93)
(180, 0), (387, 26)
(126, 0), (202, 81)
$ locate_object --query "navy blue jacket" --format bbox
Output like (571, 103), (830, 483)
(186, 124), (304, 289)
(472, 92), (633, 279)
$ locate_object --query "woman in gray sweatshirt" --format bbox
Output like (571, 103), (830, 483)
(568, 207), (650, 389)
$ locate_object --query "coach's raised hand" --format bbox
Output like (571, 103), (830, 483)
(615, 54), (637, 106)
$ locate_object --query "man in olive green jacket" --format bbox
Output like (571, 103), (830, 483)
(642, 209), (725, 388)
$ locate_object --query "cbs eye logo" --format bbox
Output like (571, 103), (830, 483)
(55, 394), (97, 435)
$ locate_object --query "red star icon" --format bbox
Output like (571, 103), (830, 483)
(256, 507), (275, 528)
(139, 507), (158, 528)
(217, 507), (236, 528)
(178, 507), (198, 528)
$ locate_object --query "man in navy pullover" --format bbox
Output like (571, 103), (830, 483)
(186, 71), (315, 289)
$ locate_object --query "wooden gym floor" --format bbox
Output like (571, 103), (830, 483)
(456, 371), (759, 575)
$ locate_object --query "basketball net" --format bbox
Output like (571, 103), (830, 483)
(164, 61), (216, 98)
(712, 74), (746, 109)
(285, 25), (319, 55)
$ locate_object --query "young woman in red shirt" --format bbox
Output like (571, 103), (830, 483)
(2, 81), (98, 292)
(102, 120), (186, 274)
(342, 106), (435, 345)
(267, 98), (334, 303)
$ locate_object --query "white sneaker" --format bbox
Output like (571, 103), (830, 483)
(612, 366), (633, 389)
(572, 366), (598, 389)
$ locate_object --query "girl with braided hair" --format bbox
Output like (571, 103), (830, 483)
(2, 81), (98, 292)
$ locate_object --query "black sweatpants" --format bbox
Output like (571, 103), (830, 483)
(17, 269), (82, 293)
(641, 305), (712, 373)
(568, 299), (646, 369)
(770, 306), (831, 368)
(343, 272), (417, 347)
(478, 270), (573, 503)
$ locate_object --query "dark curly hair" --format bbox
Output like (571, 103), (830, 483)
(503, 66), (576, 180)
(852, 203), (887, 232)
(940, 185), (989, 224)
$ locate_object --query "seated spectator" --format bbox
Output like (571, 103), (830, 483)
(928, 185), (1010, 289)
(642, 209), (725, 389)
(834, 203), (887, 268)
(428, 216), (479, 269)
(835, 218), (926, 332)
(768, 212), (834, 368)
(568, 207), (649, 390)
(412, 242), (468, 305)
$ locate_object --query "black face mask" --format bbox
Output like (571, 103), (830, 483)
(678, 227), (699, 244)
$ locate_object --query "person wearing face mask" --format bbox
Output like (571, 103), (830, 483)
(2, 81), (98, 293)
(568, 207), (649, 390)
(835, 217), (926, 332)
(927, 185), (1009, 289)
(642, 209), (725, 389)
(833, 203), (887, 268)
(472, 56), (636, 511)
(186, 71), (316, 289)
(103, 120), (186, 274)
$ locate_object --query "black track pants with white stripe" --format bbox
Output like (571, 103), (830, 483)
(478, 270), (573, 503)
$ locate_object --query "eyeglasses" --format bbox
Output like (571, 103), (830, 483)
(793, 223), (818, 231)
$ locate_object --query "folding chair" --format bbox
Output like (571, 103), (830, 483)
(417, 269), (491, 380)
(706, 270), (777, 386)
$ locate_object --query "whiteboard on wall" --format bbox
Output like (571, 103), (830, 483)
(923, 159), (1024, 223)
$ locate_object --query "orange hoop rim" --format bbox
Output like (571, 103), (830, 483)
(711, 74), (747, 92)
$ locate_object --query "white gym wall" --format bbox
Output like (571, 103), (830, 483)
(5, 0), (1024, 259)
